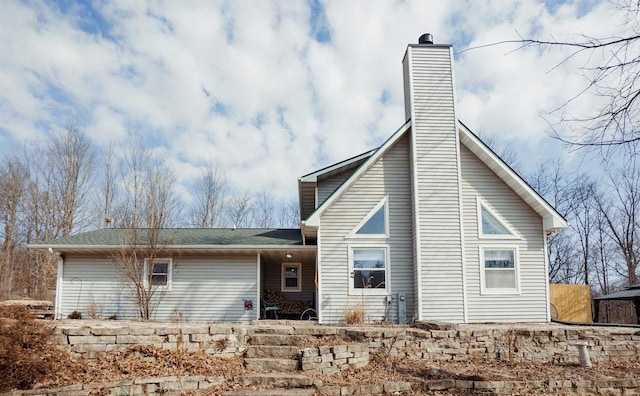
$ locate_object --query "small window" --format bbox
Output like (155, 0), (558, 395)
(349, 247), (389, 294)
(350, 197), (388, 237)
(480, 248), (519, 294)
(145, 258), (173, 290)
(477, 197), (517, 239)
(152, 262), (169, 286)
(281, 263), (302, 292)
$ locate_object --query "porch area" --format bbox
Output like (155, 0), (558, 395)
(259, 249), (317, 320)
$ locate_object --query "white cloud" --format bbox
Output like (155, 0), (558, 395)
(0, 0), (620, 207)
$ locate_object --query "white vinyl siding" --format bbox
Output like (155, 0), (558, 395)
(318, 134), (414, 324)
(60, 255), (258, 322)
(460, 144), (547, 322)
(405, 45), (465, 322)
(317, 169), (357, 208)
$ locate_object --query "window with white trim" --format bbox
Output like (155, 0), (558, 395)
(480, 248), (519, 294)
(349, 197), (389, 237)
(281, 263), (302, 292)
(349, 247), (389, 294)
(477, 197), (518, 239)
(144, 258), (173, 290)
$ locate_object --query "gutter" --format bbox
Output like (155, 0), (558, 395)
(27, 244), (317, 253)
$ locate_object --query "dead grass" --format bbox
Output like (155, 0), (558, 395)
(0, 306), (61, 391)
(343, 303), (367, 325)
(311, 352), (640, 394)
(37, 345), (245, 393)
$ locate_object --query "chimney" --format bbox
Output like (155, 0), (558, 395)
(402, 34), (465, 322)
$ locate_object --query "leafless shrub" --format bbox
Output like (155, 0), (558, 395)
(85, 300), (103, 319)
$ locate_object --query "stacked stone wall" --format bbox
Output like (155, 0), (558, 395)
(54, 321), (640, 365)
(300, 344), (369, 374)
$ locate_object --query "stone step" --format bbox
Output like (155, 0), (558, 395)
(223, 389), (315, 396)
(244, 358), (299, 372)
(250, 334), (308, 346)
(235, 373), (314, 388)
(248, 325), (295, 335)
(246, 345), (300, 359)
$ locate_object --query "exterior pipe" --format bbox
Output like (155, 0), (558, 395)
(551, 317), (640, 328)
(574, 341), (592, 368)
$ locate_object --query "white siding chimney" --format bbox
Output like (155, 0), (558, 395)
(403, 36), (466, 322)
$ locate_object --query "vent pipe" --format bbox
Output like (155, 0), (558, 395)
(418, 33), (433, 45)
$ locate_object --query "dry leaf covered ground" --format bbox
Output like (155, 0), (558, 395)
(30, 344), (640, 395)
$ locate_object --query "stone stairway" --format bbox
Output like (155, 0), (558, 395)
(223, 326), (318, 396)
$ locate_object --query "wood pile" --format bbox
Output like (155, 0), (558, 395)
(264, 290), (312, 315)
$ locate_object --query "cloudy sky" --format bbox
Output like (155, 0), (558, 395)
(0, 0), (623, 203)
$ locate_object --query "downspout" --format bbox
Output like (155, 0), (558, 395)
(55, 254), (64, 320)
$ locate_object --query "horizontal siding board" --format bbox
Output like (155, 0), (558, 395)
(408, 45), (464, 322)
(460, 144), (547, 322)
(319, 134), (414, 324)
(317, 170), (356, 207)
(61, 255), (258, 322)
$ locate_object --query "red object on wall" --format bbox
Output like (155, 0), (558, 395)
(244, 299), (253, 310)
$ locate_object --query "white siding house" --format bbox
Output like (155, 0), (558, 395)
(301, 35), (566, 324)
(31, 35), (566, 324)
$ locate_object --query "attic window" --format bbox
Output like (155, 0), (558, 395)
(350, 197), (388, 237)
(477, 197), (517, 239)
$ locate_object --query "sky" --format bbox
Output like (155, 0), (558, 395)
(0, 0), (624, 204)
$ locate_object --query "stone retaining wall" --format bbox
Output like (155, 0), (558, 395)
(300, 344), (369, 374)
(54, 320), (640, 365)
(9, 376), (227, 396)
(12, 376), (640, 395)
(347, 324), (640, 364)
(54, 322), (245, 358)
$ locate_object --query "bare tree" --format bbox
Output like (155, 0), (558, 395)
(0, 156), (29, 298)
(254, 190), (275, 228)
(566, 175), (600, 285)
(110, 137), (180, 319)
(487, 1), (640, 149)
(45, 125), (96, 236)
(526, 160), (583, 283)
(98, 142), (118, 228)
(278, 199), (300, 228)
(595, 160), (640, 286)
(225, 192), (254, 228)
(478, 132), (523, 173)
(190, 161), (227, 228)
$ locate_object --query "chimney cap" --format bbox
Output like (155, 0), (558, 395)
(418, 33), (433, 45)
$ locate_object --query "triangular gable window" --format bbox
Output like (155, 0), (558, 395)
(350, 197), (388, 237)
(478, 198), (517, 238)
(481, 207), (511, 235)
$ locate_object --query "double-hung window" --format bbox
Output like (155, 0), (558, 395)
(281, 263), (302, 292)
(480, 247), (519, 294)
(349, 246), (389, 294)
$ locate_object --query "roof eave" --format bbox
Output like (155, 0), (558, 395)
(305, 120), (412, 225)
(458, 122), (568, 232)
(27, 244), (315, 254)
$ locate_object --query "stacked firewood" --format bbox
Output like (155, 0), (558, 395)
(264, 290), (313, 315)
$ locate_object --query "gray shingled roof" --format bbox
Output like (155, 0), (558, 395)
(34, 228), (304, 247)
(593, 285), (640, 301)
